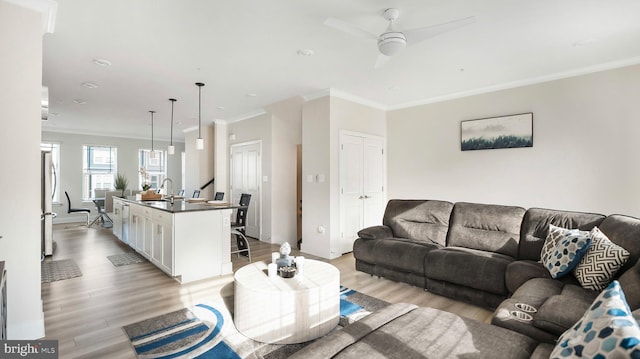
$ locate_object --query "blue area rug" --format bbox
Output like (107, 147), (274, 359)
(123, 286), (388, 358)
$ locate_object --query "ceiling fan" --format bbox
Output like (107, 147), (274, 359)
(324, 8), (475, 68)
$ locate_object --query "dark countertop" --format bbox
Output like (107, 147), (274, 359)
(119, 197), (238, 214)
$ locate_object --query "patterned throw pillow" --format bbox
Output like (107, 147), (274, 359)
(550, 281), (640, 358)
(573, 227), (630, 291)
(541, 225), (592, 278)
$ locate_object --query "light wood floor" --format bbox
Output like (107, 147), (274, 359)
(42, 223), (492, 358)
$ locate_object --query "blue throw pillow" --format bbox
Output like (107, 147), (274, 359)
(551, 281), (640, 358)
(542, 227), (592, 278)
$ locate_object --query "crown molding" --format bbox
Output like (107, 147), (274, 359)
(225, 109), (268, 124)
(388, 57), (640, 111)
(42, 127), (185, 143)
(5, 0), (57, 33)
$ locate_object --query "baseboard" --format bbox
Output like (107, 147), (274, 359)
(53, 216), (88, 225)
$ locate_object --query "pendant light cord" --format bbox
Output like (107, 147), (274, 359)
(169, 99), (176, 146)
(149, 110), (155, 152)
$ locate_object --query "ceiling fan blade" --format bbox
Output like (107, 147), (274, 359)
(403, 16), (475, 45)
(324, 17), (379, 41)
(374, 54), (391, 69)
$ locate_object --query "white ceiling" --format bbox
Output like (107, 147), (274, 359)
(42, 0), (640, 141)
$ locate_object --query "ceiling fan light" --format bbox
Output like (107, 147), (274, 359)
(378, 34), (406, 56)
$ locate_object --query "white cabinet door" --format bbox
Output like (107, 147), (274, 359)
(151, 211), (173, 275)
(142, 213), (152, 258)
(339, 133), (385, 254)
(112, 198), (122, 241)
(129, 210), (140, 251)
(161, 221), (173, 274)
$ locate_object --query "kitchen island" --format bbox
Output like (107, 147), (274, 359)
(111, 197), (235, 283)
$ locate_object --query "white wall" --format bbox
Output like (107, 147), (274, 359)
(42, 131), (185, 222)
(301, 96), (331, 257)
(387, 64), (640, 217)
(184, 124), (214, 199)
(266, 97), (304, 246)
(213, 121), (228, 195)
(301, 94), (387, 259)
(0, 1), (45, 339)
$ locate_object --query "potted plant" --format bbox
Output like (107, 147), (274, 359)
(114, 172), (128, 197)
(139, 168), (151, 192)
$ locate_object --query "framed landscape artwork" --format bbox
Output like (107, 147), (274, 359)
(461, 113), (533, 151)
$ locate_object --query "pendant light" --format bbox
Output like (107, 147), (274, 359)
(149, 110), (157, 159)
(195, 82), (205, 150)
(168, 98), (177, 155)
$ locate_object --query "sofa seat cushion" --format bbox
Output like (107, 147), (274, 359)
(534, 295), (594, 336)
(373, 238), (441, 274)
(425, 247), (514, 295)
(291, 303), (539, 359)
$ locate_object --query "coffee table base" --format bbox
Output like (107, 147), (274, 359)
(233, 260), (340, 344)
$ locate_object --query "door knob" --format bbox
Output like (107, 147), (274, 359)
(358, 196), (364, 199)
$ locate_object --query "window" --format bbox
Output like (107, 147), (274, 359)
(82, 145), (117, 199)
(139, 150), (166, 190)
(41, 142), (61, 203)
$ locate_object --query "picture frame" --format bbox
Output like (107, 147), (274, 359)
(461, 112), (533, 151)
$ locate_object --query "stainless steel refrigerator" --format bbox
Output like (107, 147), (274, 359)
(41, 151), (55, 257)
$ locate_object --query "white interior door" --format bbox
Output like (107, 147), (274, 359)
(362, 138), (385, 228)
(230, 142), (261, 239)
(340, 133), (385, 254)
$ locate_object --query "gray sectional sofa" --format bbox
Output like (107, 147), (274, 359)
(337, 199), (640, 357)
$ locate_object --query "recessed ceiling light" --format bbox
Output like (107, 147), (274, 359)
(81, 82), (99, 89)
(246, 93), (257, 97)
(297, 49), (315, 57)
(216, 106), (225, 110)
(93, 59), (112, 67)
(73, 99), (87, 105)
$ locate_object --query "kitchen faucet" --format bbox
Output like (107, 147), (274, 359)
(160, 178), (174, 204)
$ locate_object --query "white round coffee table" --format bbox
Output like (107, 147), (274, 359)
(233, 259), (340, 344)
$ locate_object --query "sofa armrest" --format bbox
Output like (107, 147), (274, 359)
(358, 225), (393, 240)
(505, 260), (552, 293)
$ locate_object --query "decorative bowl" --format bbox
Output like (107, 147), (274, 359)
(278, 266), (297, 278)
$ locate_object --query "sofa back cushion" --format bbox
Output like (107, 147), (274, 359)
(382, 200), (454, 246)
(518, 208), (605, 261)
(446, 202), (525, 258)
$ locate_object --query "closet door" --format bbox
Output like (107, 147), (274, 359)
(340, 133), (385, 254)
